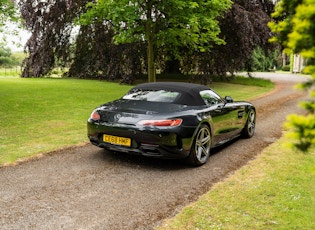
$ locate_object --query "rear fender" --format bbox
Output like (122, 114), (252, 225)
(245, 106), (256, 120)
(189, 121), (213, 149)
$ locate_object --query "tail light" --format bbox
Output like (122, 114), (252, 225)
(137, 119), (182, 127)
(90, 110), (100, 121)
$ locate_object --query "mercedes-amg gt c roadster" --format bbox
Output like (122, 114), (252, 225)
(87, 82), (256, 166)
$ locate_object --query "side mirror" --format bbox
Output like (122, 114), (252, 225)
(225, 96), (234, 103)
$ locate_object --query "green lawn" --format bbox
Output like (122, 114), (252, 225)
(158, 136), (315, 230)
(0, 77), (273, 165)
(0, 78), (132, 165)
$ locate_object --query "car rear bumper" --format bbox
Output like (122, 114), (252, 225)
(90, 140), (190, 159)
(87, 122), (194, 159)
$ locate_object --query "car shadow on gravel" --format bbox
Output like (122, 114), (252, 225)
(98, 149), (189, 170)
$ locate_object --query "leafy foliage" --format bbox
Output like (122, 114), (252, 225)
(0, 0), (21, 48)
(285, 114), (315, 152)
(268, 0), (303, 47)
(270, 0), (315, 152)
(251, 47), (281, 72)
(214, 0), (275, 73)
(0, 45), (21, 67)
(179, 0), (275, 81)
(67, 23), (146, 83)
(81, 0), (232, 82)
(19, 0), (147, 82)
(19, 0), (89, 78)
(0, 45), (12, 66)
(19, 0), (275, 84)
(0, 44), (23, 67)
(0, 0), (18, 28)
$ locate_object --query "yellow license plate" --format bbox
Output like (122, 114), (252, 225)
(103, 134), (131, 147)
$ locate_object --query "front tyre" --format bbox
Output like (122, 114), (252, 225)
(188, 124), (211, 166)
(242, 109), (256, 138)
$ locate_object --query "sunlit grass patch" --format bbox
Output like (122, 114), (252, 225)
(211, 82), (273, 101)
(0, 78), (132, 165)
(158, 136), (315, 230)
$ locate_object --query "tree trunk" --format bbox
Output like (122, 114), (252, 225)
(147, 33), (156, 82)
(146, 3), (156, 83)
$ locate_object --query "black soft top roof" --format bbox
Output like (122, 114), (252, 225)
(133, 82), (210, 106)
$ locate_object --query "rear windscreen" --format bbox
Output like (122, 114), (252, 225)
(123, 89), (181, 103)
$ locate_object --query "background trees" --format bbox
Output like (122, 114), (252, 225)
(0, 0), (17, 28)
(0, 45), (12, 66)
(270, 0), (315, 152)
(0, 0), (22, 68)
(19, 0), (89, 78)
(18, 0), (275, 83)
(178, 0), (275, 81)
(18, 0), (147, 81)
(81, 0), (232, 82)
(67, 23), (146, 83)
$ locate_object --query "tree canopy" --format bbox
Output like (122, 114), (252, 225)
(192, 0), (275, 77)
(19, 0), (89, 77)
(270, 0), (315, 152)
(268, 0), (303, 47)
(81, 0), (232, 82)
(0, 0), (17, 28)
(18, 0), (275, 83)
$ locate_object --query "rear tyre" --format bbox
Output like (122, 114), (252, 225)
(188, 124), (211, 166)
(242, 109), (256, 138)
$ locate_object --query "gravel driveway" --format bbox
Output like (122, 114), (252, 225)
(0, 73), (310, 230)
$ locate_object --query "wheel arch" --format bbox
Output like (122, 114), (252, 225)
(245, 105), (256, 119)
(242, 106), (256, 138)
(187, 121), (213, 166)
(189, 120), (213, 149)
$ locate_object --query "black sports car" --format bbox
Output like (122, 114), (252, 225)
(87, 82), (256, 166)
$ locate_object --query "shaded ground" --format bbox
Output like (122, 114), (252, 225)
(0, 73), (309, 229)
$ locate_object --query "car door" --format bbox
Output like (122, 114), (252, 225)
(199, 90), (239, 145)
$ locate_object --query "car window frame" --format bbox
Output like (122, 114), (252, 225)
(199, 90), (225, 106)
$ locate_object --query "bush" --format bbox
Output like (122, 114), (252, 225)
(282, 65), (290, 71)
(251, 47), (281, 72)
